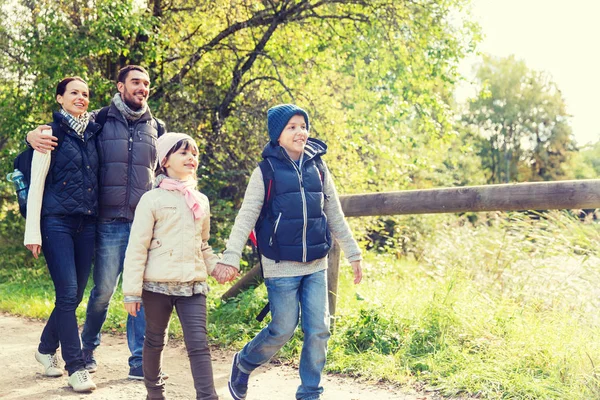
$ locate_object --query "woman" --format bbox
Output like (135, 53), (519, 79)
(24, 76), (101, 392)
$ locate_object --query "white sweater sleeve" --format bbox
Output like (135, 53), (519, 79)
(322, 162), (363, 262)
(23, 129), (53, 246)
(220, 167), (264, 270)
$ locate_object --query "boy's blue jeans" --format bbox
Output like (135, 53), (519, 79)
(39, 215), (95, 375)
(238, 269), (330, 400)
(81, 219), (145, 369)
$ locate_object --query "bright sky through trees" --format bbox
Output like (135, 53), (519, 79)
(459, 0), (600, 145)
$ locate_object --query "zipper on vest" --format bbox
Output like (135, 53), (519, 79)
(269, 212), (282, 246)
(124, 124), (134, 214)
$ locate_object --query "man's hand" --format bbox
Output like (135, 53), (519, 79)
(25, 244), (42, 259)
(27, 126), (55, 153)
(124, 301), (142, 317)
(212, 263), (239, 284)
(351, 260), (363, 284)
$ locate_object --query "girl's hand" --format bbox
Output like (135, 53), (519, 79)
(26, 244), (42, 259)
(212, 263), (239, 284)
(350, 260), (363, 284)
(124, 301), (141, 317)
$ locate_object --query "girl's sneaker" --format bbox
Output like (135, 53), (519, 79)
(35, 350), (63, 377)
(68, 369), (97, 392)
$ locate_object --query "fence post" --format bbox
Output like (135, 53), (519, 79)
(327, 241), (341, 327)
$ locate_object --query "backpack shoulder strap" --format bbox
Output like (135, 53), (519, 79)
(94, 106), (110, 127)
(314, 156), (326, 184)
(154, 117), (166, 137)
(258, 159), (275, 211)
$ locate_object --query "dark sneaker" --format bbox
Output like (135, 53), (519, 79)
(128, 365), (144, 380)
(82, 349), (97, 373)
(228, 353), (249, 400)
(128, 365), (169, 381)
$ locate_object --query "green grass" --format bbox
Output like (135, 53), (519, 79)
(1, 211), (599, 399)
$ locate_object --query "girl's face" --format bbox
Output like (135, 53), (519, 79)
(278, 114), (308, 161)
(164, 143), (199, 181)
(56, 80), (89, 117)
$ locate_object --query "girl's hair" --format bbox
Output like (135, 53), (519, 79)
(56, 76), (87, 96)
(159, 138), (199, 176)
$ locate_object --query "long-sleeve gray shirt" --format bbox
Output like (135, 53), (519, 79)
(220, 162), (362, 278)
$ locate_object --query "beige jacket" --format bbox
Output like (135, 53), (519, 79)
(122, 186), (218, 297)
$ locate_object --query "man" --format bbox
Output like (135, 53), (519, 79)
(27, 65), (165, 380)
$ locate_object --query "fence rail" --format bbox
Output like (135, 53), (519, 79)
(222, 179), (600, 318)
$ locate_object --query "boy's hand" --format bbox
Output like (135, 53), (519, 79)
(27, 125), (55, 153)
(124, 301), (141, 317)
(212, 263), (239, 284)
(25, 244), (41, 259)
(351, 260), (363, 284)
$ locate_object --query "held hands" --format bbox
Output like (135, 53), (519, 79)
(124, 301), (142, 317)
(351, 260), (363, 284)
(212, 263), (239, 284)
(25, 244), (42, 259)
(27, 126), (55, 153)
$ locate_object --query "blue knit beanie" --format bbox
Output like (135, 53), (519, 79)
(267, 104), (310, 143)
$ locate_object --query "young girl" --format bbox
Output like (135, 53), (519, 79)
(25, 76), (100, 392)
(122, 132), (237, 400)
(214, 104), (363, 400)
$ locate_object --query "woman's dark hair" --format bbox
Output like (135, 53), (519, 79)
(159, 138), (199, 175)
(56, 76), (87, 96)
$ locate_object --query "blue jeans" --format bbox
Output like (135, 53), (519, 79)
(238, 269), (330, 400)
(39, 215), (95, 375)
(81, 219), (145, 368)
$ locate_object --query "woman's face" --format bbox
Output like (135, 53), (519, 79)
(56, 80), (89, 117)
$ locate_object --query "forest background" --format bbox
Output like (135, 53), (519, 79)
(0, 1), (599, 399)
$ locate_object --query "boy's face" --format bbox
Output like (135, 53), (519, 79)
(278, 114), (308, 161)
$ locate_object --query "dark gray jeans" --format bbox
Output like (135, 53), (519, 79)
(142, 290), (218, 400)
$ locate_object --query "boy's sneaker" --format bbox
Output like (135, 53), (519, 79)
(68, 369), (96, 392)
(35, 350), (63, 377)
(82, 349), (97, 373)
(228, 352), (249, 400)
(128, 365), (169, 381)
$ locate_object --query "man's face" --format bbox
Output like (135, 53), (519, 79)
(117, 70), (150, 111)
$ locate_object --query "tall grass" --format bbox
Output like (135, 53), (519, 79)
(1, 211), (598, 399)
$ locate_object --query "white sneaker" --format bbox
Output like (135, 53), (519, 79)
(35, 350), (63, 377)
(68, 369), (97, 392)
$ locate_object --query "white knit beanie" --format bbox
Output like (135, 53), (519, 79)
(156, 132), (195, 166)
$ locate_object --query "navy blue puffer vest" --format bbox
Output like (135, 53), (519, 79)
(41, 112), (101, 217)
(256, 138), (332, 262)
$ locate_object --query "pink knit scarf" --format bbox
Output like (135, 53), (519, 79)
(158, 178), (205, 220)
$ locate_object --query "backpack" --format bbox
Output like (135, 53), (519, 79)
(12, 126), (65, 218)
(251, 156), (326, 322)
(94, 106), (166, 137)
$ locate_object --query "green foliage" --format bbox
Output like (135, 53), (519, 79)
(463, 55), (578, 183)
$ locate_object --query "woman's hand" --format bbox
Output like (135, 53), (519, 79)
(124, 301), (141, 317)
(25, 244), (42, 259)
(211, 263), (239, 284)
(350, 260), (363, 284)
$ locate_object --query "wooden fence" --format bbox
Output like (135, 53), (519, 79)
(222, 179), (600, 317)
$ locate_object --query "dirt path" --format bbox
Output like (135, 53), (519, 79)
(0, 313), (444, 400)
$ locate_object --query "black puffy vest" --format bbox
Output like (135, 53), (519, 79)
(41, 112), (101, 217)
(95, 103), (161, 220)
(256, 139), (332, 262)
